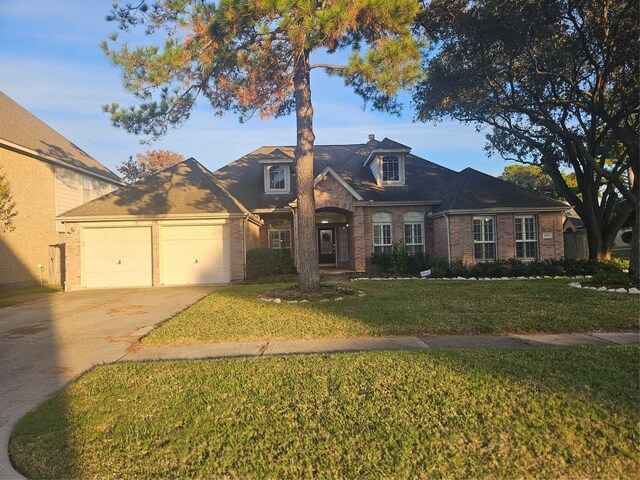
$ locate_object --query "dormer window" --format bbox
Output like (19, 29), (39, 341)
(263, 164), (291, 194)
(382, 156), (400, 183)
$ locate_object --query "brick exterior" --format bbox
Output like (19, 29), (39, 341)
(432, 216), (449, 259)
(445, 212), (565, 265)
(360, 205), (433, 269)
(64, 218), (250, 290)
(0, 151), (58, 286)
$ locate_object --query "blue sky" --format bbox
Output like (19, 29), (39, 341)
(0, 1), (507, 176)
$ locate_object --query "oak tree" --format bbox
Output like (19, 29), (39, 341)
(413, 0), (639, 274)
(102, 0), (422, 291)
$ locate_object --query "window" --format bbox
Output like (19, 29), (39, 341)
(268, 220), (291, 249)
(372, 212), (393, 254)
(264, 164), (290, 193)
(404, 211), (424, 254)
(473, 216), (496, 261)
(381, 155), (399, 183)
(82, 175), (92, 203)
(515, 215), (538, 260)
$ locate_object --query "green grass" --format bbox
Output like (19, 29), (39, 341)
(144, 279), (639, 344)
(10, 347), (639, 479)
(0, 285), (62, 309)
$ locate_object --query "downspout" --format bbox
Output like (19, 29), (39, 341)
(444, 214), (452, 264)
(242, 216), (247, 280)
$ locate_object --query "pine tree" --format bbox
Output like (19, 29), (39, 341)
(102, 0), (422, 291)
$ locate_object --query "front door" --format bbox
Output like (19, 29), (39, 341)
(318, 228), (336, 266)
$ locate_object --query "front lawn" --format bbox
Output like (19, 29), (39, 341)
(10, 347), (639, 479)
(144, 279), (639, 344)
(0, 285), (62, 310)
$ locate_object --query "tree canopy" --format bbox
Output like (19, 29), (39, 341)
(499, 164), (577, 201)
(413, 0), (639, 273)
(103, 0), (422, 290)
(117, 149), (185, 183)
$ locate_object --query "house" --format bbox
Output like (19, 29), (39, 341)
(58, 136), (568, 289)
(0, 92), (123, 287)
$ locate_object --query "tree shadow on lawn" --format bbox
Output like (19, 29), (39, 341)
(7, 347), (639, 478)
(147, 280), (640, 344)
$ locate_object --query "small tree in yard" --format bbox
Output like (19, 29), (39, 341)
(413, 0), (639, 275)
(102, 0), (422, 292)
(117, 149), (185, 183)
(0, 167), (17, 233)
(499, 164), (578, 201)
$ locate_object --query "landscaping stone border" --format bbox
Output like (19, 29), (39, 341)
(350, 275), (639, 295)
(258, 290), (366, 304)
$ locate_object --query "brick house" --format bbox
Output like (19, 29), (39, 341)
(0, 92), (123, 287)
(59, 136), (567, 289)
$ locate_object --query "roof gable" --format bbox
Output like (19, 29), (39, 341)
(0, 92), (121, 183)
(59, 158), (251, 219)
(314, 166), (364, 201)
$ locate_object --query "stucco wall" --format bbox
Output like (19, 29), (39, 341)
(0, 150), (57, 286)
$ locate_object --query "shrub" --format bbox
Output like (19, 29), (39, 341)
(391, 242), (411, 274)
(245, 248), (296, 280)
(591, 268), (632, 286)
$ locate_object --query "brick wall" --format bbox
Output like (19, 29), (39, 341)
(229, 218), (245, 281)
(446, 212), (565, 265)
(360, 205), (433, 268)
(432, 216), (449, 259)
(0, 150), (57, 286)
(64, 222), (81, 290)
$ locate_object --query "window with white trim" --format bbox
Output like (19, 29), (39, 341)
(268, 220), (291, 249)
(381, 155), (400, 183)
(372, 212), (393, 254)
(515, 215), (538, 260)
(403, 211), (424, 254)
(264, 164), (290, 193)
(473, 216), (496, 261)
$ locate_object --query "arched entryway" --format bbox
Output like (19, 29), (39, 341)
(315, 207), (354, 269)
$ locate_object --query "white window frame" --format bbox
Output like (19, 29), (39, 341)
(473, 216), (497, 262)
(372, 212), (393, 254)
(378, 154), (404, 185)
(403, 211), (424, 254)
(515, 215), (539, 261)
(268, 220), (292, 249)
(264, 164), (290, 194)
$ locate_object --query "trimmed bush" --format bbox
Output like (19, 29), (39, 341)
(245, 248), (296, 280)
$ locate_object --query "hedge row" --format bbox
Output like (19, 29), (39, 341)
(369, 242), (632, 280)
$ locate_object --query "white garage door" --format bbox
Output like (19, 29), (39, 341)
(160, 225), (230, 285)
(83, 227), (152, 288)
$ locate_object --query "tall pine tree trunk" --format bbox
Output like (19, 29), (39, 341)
(293, 50), (320, 292)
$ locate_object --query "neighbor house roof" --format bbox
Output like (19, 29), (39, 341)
(59, 158), (255, 220)
(0, 92), (121, 183)
(213, 138), (458, 210)
(432, 168), (569, 214)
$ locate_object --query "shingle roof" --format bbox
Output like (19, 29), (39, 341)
(433, 168), (568, 213)
(59, 158), (246, 218)
(213, 139), (458, 210)
(0, 92), (121, 182)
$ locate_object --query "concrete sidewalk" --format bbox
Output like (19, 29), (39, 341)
(123, 331), (639, 362)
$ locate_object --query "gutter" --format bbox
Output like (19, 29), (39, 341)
(428, 205), (569, 218)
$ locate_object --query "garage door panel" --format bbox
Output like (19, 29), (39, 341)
(83, 227), (152, 288)
(160, 225), (230, 285)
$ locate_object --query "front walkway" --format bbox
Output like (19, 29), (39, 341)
(124, 331), (639, 362)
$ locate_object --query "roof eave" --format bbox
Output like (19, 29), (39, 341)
(0, 138), (124, 185)
(429, 206), (571, 218)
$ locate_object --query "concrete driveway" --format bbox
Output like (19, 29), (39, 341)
(0, 285), (218, 479)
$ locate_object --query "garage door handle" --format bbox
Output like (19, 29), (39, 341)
(117, 260), (121, 265)
(194, 259), (198, 264)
